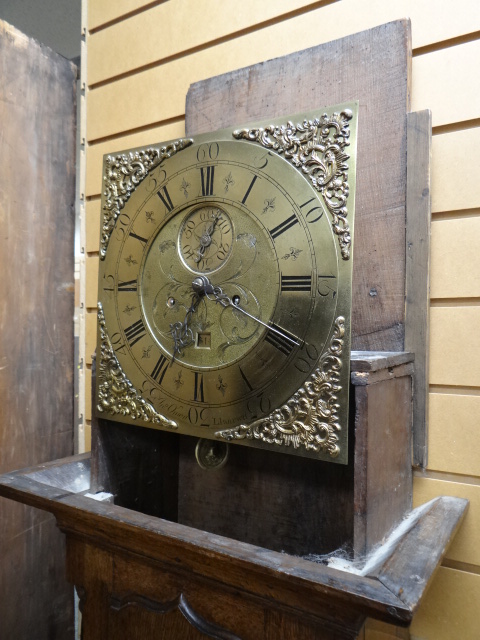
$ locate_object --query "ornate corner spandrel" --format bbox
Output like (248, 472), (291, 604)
(100, 139), (193, 259)
(96, 303), (177, 429)
(233, 110), (353, 260)
(216, 317), (345, 458)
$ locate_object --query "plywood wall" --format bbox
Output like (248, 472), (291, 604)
(81, 2), (480, 637)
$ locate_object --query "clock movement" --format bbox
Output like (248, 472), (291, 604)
(96, 105), (358, 464)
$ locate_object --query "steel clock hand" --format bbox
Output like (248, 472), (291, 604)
(169, 292), (201, 363)
(192, 275), (301, 349)
(194, 209), (222, 264)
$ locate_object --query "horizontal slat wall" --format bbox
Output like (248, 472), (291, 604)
(85, 13), (480, 142)
(82, 1), (480, 637)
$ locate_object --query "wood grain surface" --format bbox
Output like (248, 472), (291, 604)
(186, 19), (411, 352)
(0, 457), (468, 639)
(405, 110), (432, 467)
(0, 19), (76, 640)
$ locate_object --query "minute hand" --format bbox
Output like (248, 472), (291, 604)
(191, 276), (300, 348)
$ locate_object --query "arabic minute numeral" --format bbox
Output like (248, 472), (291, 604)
(294, 342), (320, 373)
(300, 197), (323, 223)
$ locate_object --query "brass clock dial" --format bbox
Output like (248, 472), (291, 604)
(96, 105), (358, 463)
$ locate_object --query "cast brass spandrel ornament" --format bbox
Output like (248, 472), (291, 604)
(233, 109), (353, 259)
(96, 103), (358, 464)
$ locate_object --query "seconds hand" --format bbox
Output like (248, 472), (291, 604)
(191, 275), (301, 348)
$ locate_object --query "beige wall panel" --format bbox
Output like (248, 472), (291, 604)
(428, 393), (480, 476)
(413, 476), (480, 565)
(86, 198), (101, 253)
(412, 40), (480, 127)
(85, 255), (99, 310)
(429, 306), (480, 387)
(88, 0), (321, 85)
(431, 128), (480, 213)
(410, 567), (480, 640)
(88, 0), (154, 31)
(85, 125), (480, 210)
(430, 215), (480, 299)
(86, 25), (479, 141)
(85, 120), (185, 197)
(85, 367), (92, 422)
(88, 0), (480, 86)
(85, 310), (97, 365)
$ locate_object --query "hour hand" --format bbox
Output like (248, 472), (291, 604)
(169, 293), (200, 362)
(192, 276), (300, 349)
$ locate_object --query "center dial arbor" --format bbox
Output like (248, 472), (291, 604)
(98, 131), (344, 456)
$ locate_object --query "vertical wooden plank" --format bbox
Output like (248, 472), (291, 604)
(186, 19), (412, 352)
(0, 20), (76, 639)
(405, 111), (432, 468)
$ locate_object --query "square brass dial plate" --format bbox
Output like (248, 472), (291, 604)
(96, 103), (358, 464)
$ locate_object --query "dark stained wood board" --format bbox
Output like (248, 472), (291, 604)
(405, 110), (432, 468)
(177, 431), (355, 556)
(353, 373), (413, 556)
(181, 20), (413, 562)
(0, 19), (76, 639)
(0, 456), (469, 639)
(89, 351), (412, 558)
(186, 19), (412, 353)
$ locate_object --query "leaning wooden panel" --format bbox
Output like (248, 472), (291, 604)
(430, 215), (480, 298)
(405, 110), (431, 468)
(0, 19), (76, 639)
(413, 476), (480, 566)
(429, 306), (480, 387)
(187, 20), (411, 351)
(87, 0), (321, 85)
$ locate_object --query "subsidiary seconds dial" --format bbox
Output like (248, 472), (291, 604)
(179, 206), (233, 273)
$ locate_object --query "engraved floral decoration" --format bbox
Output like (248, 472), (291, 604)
(96, 303), (177, 429)
(233, 111), (353, 259)
(216, 317), (345, 458)
(100, 139), (193, 259)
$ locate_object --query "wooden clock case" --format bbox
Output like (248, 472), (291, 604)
(0, 20), (468, 640)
